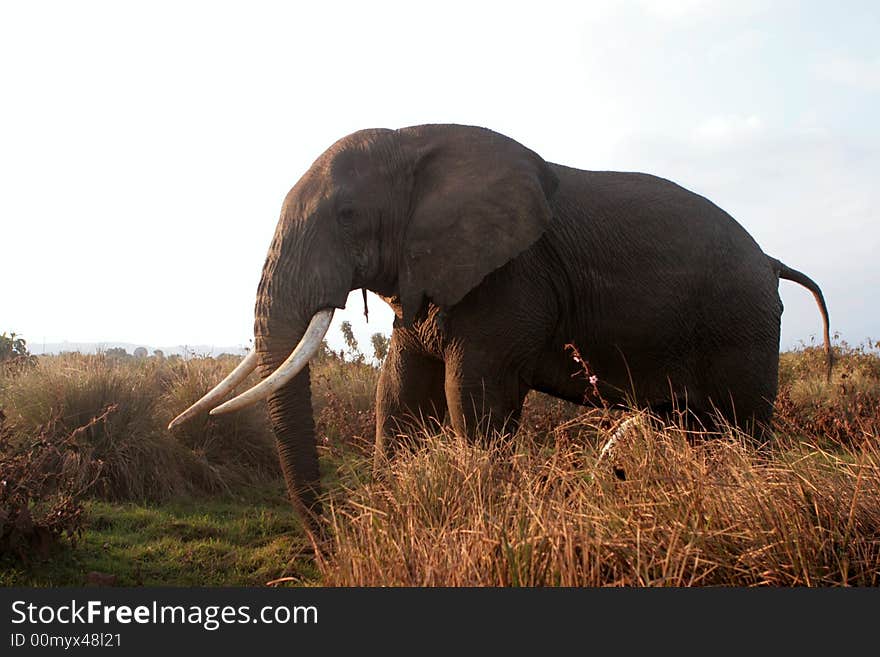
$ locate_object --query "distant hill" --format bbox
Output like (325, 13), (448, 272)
(29, 342), (249, 357)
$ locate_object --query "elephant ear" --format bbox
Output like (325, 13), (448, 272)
(398, 125), (559, 323)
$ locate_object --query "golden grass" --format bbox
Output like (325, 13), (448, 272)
(321, 416), (880, 586)
(319, 341), (880, 586)
(0, 352), (279, 501)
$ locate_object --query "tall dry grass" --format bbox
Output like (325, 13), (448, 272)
(319, 341), (880, 586)
(321, 422), (879, 586)
(776, 341), (880, 446)
(0, 352), (279, 501)
(0, 346), (381, 503)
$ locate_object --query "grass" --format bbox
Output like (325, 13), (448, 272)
(317, 339), (880, 586)
(0, 485), (317, 587)
(0, 352), (279, 501)
(321, 423), (880, 586)
(1, 337), (879, 586)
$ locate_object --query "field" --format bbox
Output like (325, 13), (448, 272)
(1, 335), (879, 586)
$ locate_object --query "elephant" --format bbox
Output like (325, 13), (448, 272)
(168, 124), (830, 530)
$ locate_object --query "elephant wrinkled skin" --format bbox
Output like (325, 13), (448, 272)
(170, 124), (830, 530)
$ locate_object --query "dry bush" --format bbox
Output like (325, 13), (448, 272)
(0, 407), (105, 560)
(312, 353), (380, 456)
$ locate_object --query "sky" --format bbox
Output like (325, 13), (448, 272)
(2, 0), (878, 355)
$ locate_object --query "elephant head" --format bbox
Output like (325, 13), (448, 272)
(169, 124), (559, 528)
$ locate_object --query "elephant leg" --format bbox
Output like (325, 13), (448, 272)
(444, 353), (527, 442)
(374, 335), (447, 469)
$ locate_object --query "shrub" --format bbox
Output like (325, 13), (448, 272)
(0, 407), (105, 560)
(0, 332), (36, 374)
(312, 353), (379, 456)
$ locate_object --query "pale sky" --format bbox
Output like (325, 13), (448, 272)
(2, 0), (878, 354)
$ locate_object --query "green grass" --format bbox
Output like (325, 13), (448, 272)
(0, 485), (318, 587)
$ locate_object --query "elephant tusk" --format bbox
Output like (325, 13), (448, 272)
(209, 308), (334, 416)
(167, 350), (259, 430)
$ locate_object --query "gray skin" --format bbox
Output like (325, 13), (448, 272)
(248, 124), (830, 529)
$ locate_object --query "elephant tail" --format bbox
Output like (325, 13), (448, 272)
(768, 256), (833, 381)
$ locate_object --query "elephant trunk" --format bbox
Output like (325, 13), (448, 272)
(230, 212), (353, 530)
(257, 323), (324, 531)
(251, 253), (351, 531)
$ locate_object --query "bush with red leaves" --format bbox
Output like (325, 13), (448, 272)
(0, 407), (108, 561)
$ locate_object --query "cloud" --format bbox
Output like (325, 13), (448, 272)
(639, 0), (711, 17)
(636, 0), (766, 22)
(692, 114), (764, 145)
(816, 54), (880, 92)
